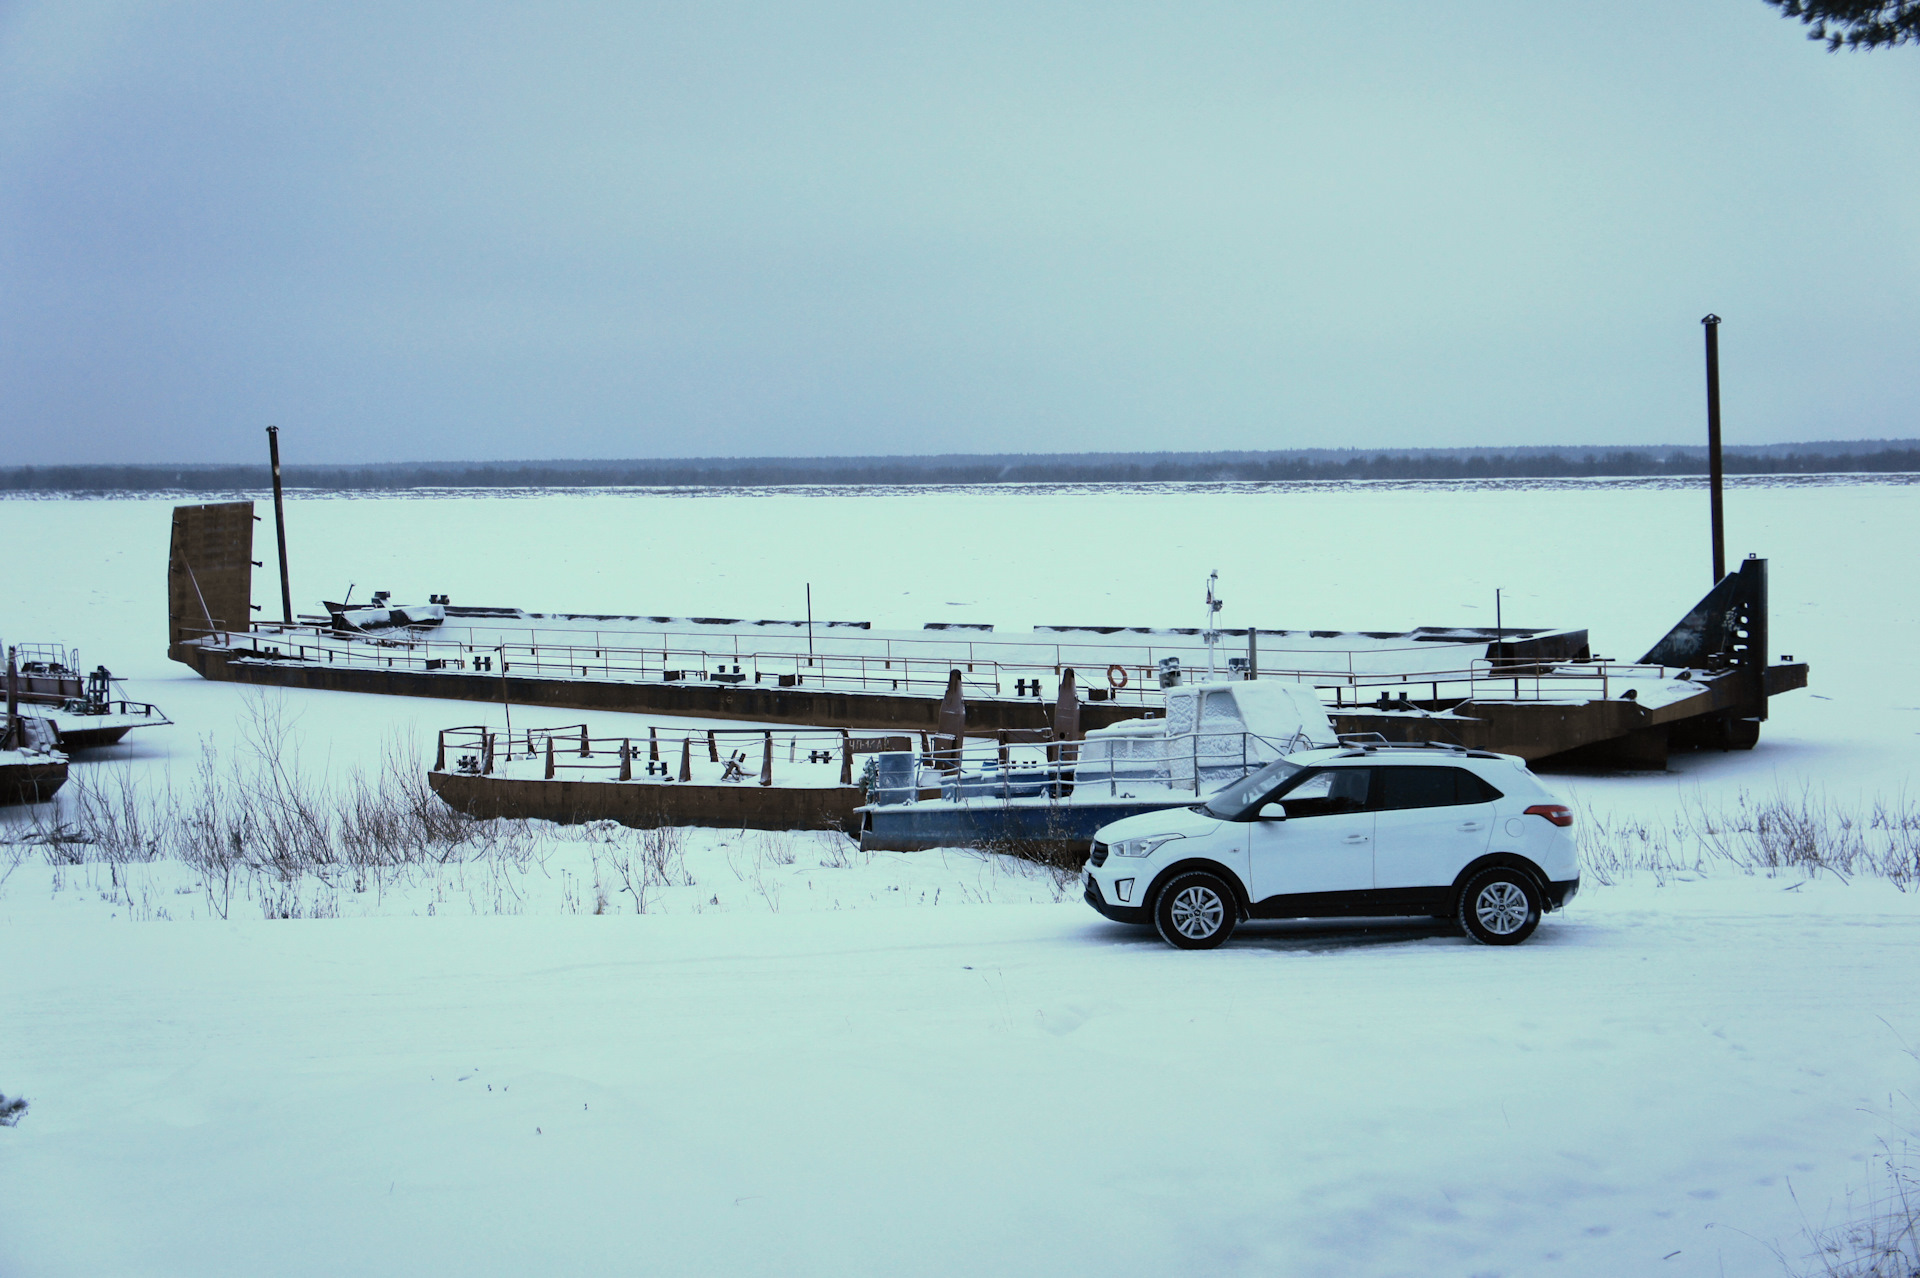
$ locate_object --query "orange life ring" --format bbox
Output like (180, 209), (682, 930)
(1106, 663), (1129, 689)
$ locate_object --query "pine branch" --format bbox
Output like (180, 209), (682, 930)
(1764, 0), (1920, 50)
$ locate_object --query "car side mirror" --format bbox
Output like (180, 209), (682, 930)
(1257, 802), (1287, 821)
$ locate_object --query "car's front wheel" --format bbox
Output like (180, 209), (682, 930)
(1153, 871), (1238, 950)
(1458, 867), (1542, 945)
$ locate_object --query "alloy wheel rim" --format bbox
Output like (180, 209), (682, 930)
(1476, 881), (1530, 934)
(1170, 886), (1224, 939)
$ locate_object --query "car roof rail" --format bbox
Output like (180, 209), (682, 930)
(1332, 736), (1472, 756)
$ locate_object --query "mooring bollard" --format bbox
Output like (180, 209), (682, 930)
(760, 731), (773, 786)
(545, 736), (555, 780)
(483, 731), (494, 775)
(840, 729), (852, 785)
(708, 730), (719, 763)
(649, 726), (659, 763)
(678, 735), (691, 782)
(619, 740), (632, 781)
(580, 724), (590, 757)
(434, 730), (445, 772)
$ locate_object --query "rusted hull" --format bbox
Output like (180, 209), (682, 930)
(183, 640), (1808, 768)
(48, 724), (135, 750)
(859, 796), (1192, 861)
(179, 643), (1137, 734)
(0, 759), (68, 805)
(428, 770), (867, 834)
(1334, 661), (1808, 768)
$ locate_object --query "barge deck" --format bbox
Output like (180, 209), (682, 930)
(168, 500), (1807, 768)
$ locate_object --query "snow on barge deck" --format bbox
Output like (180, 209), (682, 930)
(167, 500), (1808, 769)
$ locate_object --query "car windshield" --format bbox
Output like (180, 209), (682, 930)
(1203, 757), (1305, 820)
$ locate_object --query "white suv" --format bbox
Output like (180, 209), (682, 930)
(1083, 743), (1580, 949)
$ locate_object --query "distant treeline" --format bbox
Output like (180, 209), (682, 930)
(8, 442), (1920, 492)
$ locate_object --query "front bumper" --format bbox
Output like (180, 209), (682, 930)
(1084, 874), (1149, 925)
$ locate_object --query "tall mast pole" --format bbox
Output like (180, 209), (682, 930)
(266, 426), (294, 625)
(4, 646), (17, 750)
(1702, 315), (1726, 584)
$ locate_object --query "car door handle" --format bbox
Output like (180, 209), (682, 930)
(1458, 822), (1483, 832)
(1343, 834), (1369, 843)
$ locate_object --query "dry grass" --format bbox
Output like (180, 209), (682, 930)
(602, 822), (694, 913)
(11, 693), (533, 917)
(1578, 786), (1920, 888)
(755, 830), (798, 866)
(1783, 1146), (1920, 1277)
(1778, 1052), (1920, 1278)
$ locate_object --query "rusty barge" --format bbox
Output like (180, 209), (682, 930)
(427, 723), (876, 835)
(167, 500), (1807, 770)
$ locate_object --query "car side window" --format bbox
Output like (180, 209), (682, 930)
(1455, 769), (1504, 803)
(1272, 768), (1371, 818)
(1372, 765), (1503, 811)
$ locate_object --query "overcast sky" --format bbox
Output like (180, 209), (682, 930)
(1, 2), (1916, 465)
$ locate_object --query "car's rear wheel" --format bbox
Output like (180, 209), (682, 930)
(1458, 867), (1542, 945)
(1153, 871), (1238, 950)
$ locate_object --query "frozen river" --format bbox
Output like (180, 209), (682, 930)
(4, 475), (1919, 1277)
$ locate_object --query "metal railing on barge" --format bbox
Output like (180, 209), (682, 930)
(431, 722), (1319, 802)
(199, 619), (1683, 710)
(433, 723), (894, 786)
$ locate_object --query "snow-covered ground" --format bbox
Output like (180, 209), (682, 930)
(5, 881), (1918, 1276)
(3, 477), (1919, 1276)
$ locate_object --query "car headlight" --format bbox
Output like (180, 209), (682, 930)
(1113, 833), (1184, 858)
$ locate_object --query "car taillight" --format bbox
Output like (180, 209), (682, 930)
(1525, 804), (1574, 828)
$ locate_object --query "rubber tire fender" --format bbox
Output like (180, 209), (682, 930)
(1153, 870), (1238, 950)
(1457, 866), (1543, 946)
